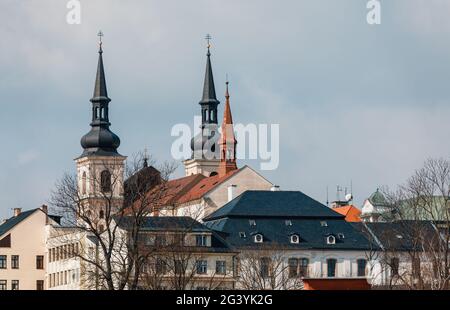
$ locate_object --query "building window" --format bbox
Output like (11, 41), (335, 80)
(196, 235), (207, 247)
(196, 260), (208, 274)
(290, 234), (300, 244)
(36, 255), (44, 270)
(254, 234), (263, 243)
(156, 259), (166, 275)
(326, 235), (336, 245)
(412, 257), (421, 278)
(100, 170), (112, 192)
(81, 172), (87, 195)
(357, 259), (367, 277)
(288, 258), (309, 278)
(239, 232), (246, 238)
(216, 261), (226, 275)
(99, 210), (104, 219)
(327, 258), (337, 277)
(175, 260), (184, 275)
(285, 220), (292, 226)
(11, 280), (19, 290)
(155, 234), (166, 246)
(288, 258), (299, 278)
(259, 257), (271, 278)
(0, 255), (6, 269)
(0, 280), (6, 290)
(249, 219), (256, 226)
(11, 255), (19, 269)
(391, 257), (399, 276)
(36, 280), (44, 291)
(299, 258), (309, 277)
(320, 221), (328, 227)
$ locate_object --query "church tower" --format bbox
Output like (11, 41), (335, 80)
(218, 81), (238, 177)
(184, 37), (221, 176)
(76, 33), (126, 226)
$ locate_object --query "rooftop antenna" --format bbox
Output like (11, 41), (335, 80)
(336, 185), (343, 201)
(326, 186), (329, 207)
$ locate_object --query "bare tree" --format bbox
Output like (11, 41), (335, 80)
(371, 158), (450, 290)
(49, 151), (177, 290)
(135, 219), (234, 290)
(237, 246), (304, 290)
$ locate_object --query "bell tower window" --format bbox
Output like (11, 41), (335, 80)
(100, 170), (111, 193)
(81, 172), (87, 195)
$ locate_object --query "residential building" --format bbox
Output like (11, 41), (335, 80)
(0, 206), (59, 290)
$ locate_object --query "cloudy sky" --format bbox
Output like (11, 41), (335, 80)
(0, 0), (449, 219)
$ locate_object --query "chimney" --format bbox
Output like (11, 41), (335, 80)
(13, 208), (22, 217)
(227, 184), (237, 202)
(41, 205), (49, 225)
(270, 185), (280, 192)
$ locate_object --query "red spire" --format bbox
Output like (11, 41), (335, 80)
(218, 81), (237, 177)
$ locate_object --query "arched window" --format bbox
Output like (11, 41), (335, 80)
(327, 235), (336, 245)
(290, 234), (300, 244)
(100, 170), (111, 192)
(254, 234), (263, 243)
(81, 172), (87, 195)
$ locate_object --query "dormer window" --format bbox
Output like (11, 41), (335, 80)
(327, 235), (336, 245)
(285, 220), (292, 226)
(290, 234), (300, 244)
(254, 234), (263, 243)
(320, 221), (328, 227)
(239, 232), (246, 238)
(338, 233), (345, 239)
(249, 219), (256, 227)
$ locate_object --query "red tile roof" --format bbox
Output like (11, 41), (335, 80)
(132, 168), (243, 213)
(176, 168), (242, 205)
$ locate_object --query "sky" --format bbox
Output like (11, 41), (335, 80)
(1, 0), (450, 220)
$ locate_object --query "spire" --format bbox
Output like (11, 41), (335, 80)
(222, 80), (233, 126)
(91, 31), (110, 104)
(218, 80), (237, 177)
(199, 34), (220, 106)
(80, 32), (121, 157)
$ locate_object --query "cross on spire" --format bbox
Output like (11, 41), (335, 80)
(205, 34), (212, 55)
(97, 30), (104, 52)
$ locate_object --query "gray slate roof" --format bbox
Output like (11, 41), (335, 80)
(204, 190), (344, 221)
(0, 209), (39, 237)
(203, 191), (377, 250)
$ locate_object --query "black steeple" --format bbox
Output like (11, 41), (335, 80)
(190, 36), (221, 157)
(199, 35), (220, 125)
(80, 32), (121, 157)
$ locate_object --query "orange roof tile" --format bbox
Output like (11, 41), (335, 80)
(333, 205), (362, 222)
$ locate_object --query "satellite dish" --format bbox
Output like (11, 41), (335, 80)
(345, 193), (353, 202)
